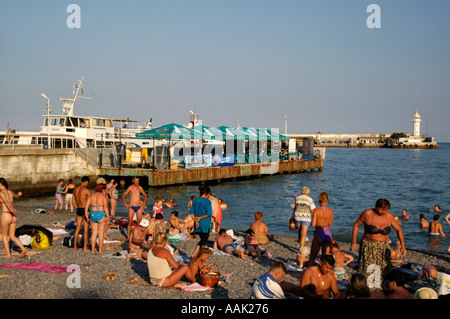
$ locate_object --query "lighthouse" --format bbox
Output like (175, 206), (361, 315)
(412, 110), (421, 137)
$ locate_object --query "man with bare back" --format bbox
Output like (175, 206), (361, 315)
(72, 176), (91, 251)
(122, 176), (147, 239)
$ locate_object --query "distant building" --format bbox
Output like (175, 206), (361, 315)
(286, 110), (438, 149)
(412, 110), (422, 137)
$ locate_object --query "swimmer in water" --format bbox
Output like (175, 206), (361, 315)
(429, 215), (446, 237)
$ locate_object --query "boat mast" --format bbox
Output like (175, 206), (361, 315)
(58, 76), (91, 116)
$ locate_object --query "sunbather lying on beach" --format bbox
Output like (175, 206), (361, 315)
(214, 229), (248, 259)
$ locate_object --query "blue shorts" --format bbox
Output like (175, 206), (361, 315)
(295, 220), (311, 227)
(90, 210), (106, 223)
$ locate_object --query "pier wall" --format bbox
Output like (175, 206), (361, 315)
(0, 148), (323, 193)
(0, 149), (98, 193)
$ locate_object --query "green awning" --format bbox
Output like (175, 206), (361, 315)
(135, 123), (194, 140)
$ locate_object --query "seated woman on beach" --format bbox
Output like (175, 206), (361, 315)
(250, 211), (273, 245)
(185, 247), (214, 283)
(244, 229), (269, 258)
(147, 231), (189, 288)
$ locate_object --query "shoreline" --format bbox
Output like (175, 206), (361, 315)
(0, 205), (449, 300)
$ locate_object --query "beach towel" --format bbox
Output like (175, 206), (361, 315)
(102, 250), (129, 259)
(48, 228), (70, 236)
(182, 283), (213, 292)
(0, 262), (80, 274)
(168, 233), (182, 242)
(284, 262), (304, 272)
(210, 248), (230, 256)
(174, 254), (190, 263)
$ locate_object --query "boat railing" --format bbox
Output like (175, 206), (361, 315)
(0, 132), (84, 150)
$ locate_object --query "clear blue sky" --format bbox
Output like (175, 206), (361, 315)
(1, 0), (449, 141)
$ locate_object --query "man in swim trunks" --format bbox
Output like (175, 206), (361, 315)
(72, 176), (91, 251)
(122, 176), (147, 240)
(213, 228), (248, 259)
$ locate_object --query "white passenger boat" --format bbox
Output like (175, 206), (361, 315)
(0, 77), (156, 150)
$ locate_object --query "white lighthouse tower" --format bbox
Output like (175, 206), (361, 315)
(412, 110), (422, 137)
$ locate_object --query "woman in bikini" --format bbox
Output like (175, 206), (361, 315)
(306, 192), (334, 267)
(108, 180), (119, 217)
(351, 198), (406, 282)
(327, 241), (354, 279)
(0, 178), (27, 258)
(85, 183), (109, 253)
(147, 231), (189, 288)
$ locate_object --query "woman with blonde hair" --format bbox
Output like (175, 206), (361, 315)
(147, 231), (189, 288)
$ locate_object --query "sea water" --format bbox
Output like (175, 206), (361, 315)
(16, 143), (450, 253)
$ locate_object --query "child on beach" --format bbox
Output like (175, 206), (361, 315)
(244, 229), (269, 258)
(55, 179), (65, 211)
(390, 240), (405, 264)
(326, 242), (354, 279)
(251, 261), (287, 299)
(184, 247), (214, 283)
(296, 246), (311, 268)
(152, 198), (163, 217)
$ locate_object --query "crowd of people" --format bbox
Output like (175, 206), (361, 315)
(1, 175), (450, 299)
(249, 188), (450, 299)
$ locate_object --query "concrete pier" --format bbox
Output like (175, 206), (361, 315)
(0, 148), (324, 193)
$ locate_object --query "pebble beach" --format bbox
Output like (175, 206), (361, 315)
(1, 206), (449, 301)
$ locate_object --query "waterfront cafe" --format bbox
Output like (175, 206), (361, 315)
(135, 123), (291, 169)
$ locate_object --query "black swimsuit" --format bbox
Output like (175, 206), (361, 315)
(364, 211), (391, 235)
(364, 224), (391, 235)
